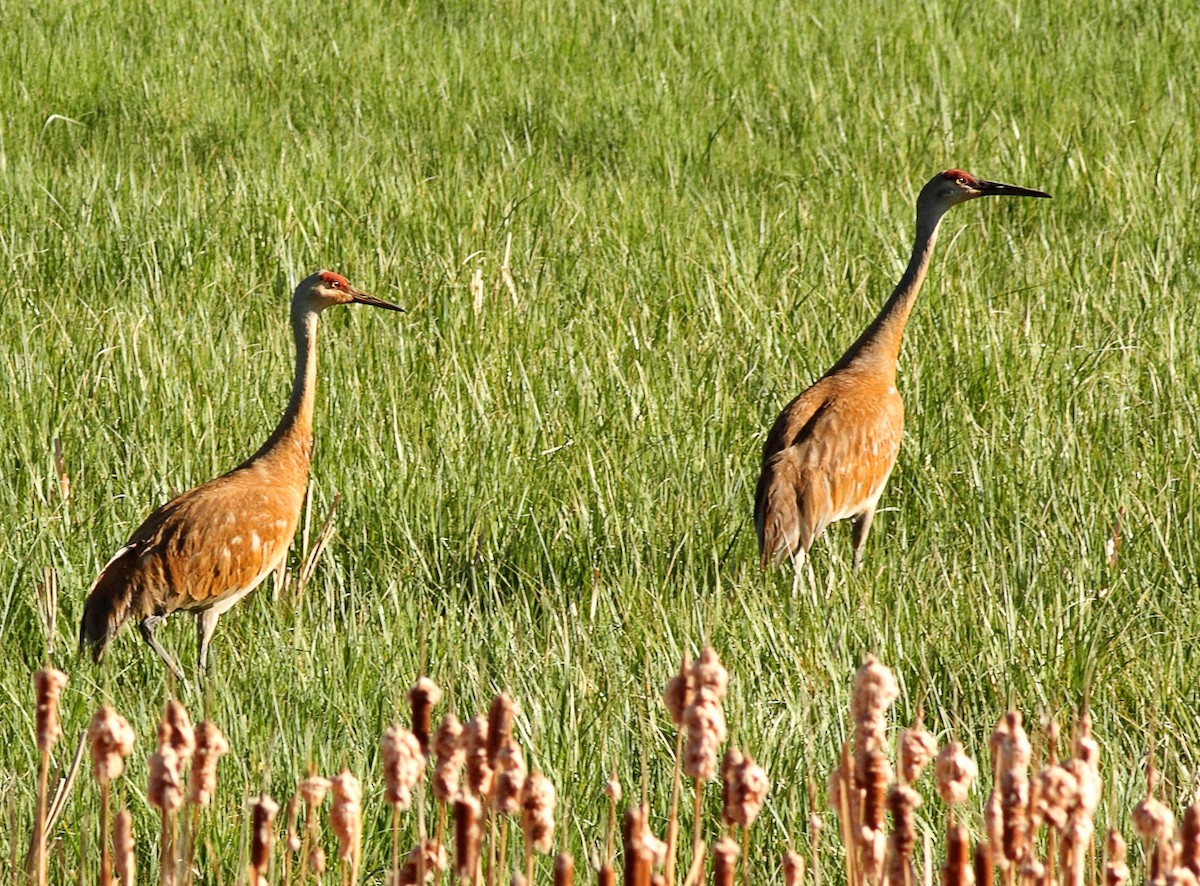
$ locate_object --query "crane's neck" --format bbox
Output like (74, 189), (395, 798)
(245, 301), (319, 470)
(831, 203), (946, 381)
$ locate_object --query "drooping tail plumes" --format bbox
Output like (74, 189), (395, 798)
(79, 545), (140, 661)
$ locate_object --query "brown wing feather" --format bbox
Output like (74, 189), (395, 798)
(755, 371), (904, 567)
(79, 462), (305, 659)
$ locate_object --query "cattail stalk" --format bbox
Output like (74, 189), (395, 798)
(297, 773), (331, 885)
(330, 770), (362, 886)
(115, 807), (136, 886)
(33, 669), (66, 886)
(942, 825), (973, 886)
(663, 654), (691, 884)
(712, 837), (739, 886)
(89, 707), (135, 886)
(182, 721), (227, 886)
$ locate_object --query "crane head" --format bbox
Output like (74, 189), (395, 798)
(921, 169), (1051, 210)
(295, 270), (405, 313)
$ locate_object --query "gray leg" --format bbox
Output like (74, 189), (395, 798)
(790, 546), (808, 599)
(851, 508), (876, 571)
(197, 609), (220, 681)
(139, 615), (186, 682)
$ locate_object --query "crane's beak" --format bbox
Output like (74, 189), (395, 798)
(976, 179), (1052, 199)
(350, 288), (406, 312)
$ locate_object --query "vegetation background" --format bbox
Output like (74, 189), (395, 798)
(1, 0), (1198, 880)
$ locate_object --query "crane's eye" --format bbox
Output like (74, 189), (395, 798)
(955, 177), (966, 186)
(329, 279), (342, 289)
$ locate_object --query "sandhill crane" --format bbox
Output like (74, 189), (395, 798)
(755, 169), (1049, 581)
(79, 270), (403, 681)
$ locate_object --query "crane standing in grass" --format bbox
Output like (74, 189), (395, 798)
(755, 170), (1050, 584)
(79, 270), (404, 681)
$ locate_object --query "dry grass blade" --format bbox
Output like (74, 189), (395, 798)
(298, 491), (341, 591)
(35, 567), (58, 655)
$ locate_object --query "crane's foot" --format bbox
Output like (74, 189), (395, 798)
(139, 615), (187, 683)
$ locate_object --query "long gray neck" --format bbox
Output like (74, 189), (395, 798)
(830, 203), (946, 381)
(244, 301), (318, 465)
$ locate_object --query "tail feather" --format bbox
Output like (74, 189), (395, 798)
(755, 452), (809, 569)
(78, 545), (139, 661)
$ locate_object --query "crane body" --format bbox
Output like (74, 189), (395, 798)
(79, 270), (403, 681)
(755, 170), (1050, 577)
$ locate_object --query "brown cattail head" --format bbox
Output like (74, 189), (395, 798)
(723, 748), (773, 830)
(782, 851), (806, 886)
(88, 706), (136, 783)
(487, 694), (517, 767)
(1182, 792), (1200, 877)
(553, 852), (575, 886)
(464, 714), (494, 798)
(382, 725), (426, 809)
(1133, 791), (1176, 843)
(999, 712), (1031, 865)
(521, 772), (557, 853)
(432, 713), (466, 802)
(682, 695), (727, 782)
(942, 824), (974, 886)
(664, 654), (693, 727)
(330, 769), (363, 862)
(1104, 830), (1130, 886)
(34, 668), (68, 753)
(454, 794), (483, 881)
(1032, 764), (1079, 831)
(623, 805), (666, 882)
(397, 839), (448, 885)
(310, 845), (327, 875)
(711, 837), (740, 886)
(935, 742), (978, 807)
(899, 723), (938, 785)
(299, 773), (332, 807)
(494, 739), (528, 814)
(974, 841), (993, 886)
(599, 864), (616, 886)
(188, 721), (230, 806)
(147, 743), (183, 813)
(163, 699), (196, 763)
(408, 677), (443, 756)
(692, 647), (729, 701)
(851, 656), (900, 729)
(885, 784), (921, 886)
(250, 793), (280, 876)
(861, 748), (893, 835)
(115, 807), (136, 886)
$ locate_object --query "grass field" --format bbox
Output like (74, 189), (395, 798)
(2, 0), (1200, 881)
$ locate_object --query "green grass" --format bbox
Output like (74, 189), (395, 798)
(2, 0), (1200, 881)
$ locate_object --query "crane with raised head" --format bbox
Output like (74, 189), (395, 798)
(79, 270), (403, 681)
(755, 169), (1050, 582)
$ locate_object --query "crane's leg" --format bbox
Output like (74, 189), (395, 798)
(139, 615), (186, 682)
(851, 508), (876, 571)
(790, 546), (807, 599)
(197, 610), (220, 682)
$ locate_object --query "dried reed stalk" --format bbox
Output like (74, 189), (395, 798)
(298, 491), (341, 591)
(433, 715), (466, 886)
(330, 770), (362, 886)
(520, 772), (556, 884)
(32, 668), (66, 886)
(181, 719), (226, 886)
(297, 772), (331, 884)
(88, 706), (135, 886)
(1133, 766), (1175, 884)
(663, 653), (692, 884)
